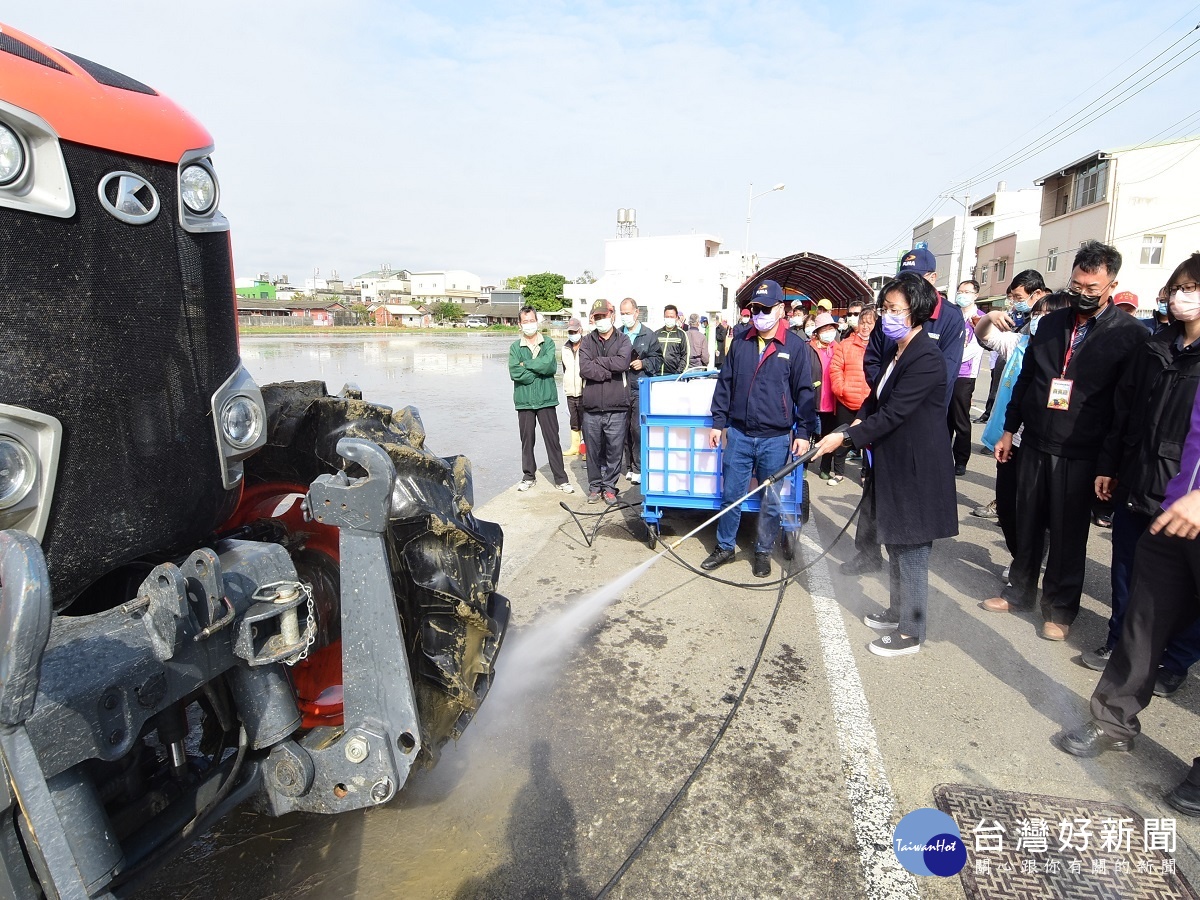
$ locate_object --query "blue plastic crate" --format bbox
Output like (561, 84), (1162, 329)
(638, 372), (805, 536)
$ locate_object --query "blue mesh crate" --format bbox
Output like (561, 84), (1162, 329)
(638, 372), (806, 537)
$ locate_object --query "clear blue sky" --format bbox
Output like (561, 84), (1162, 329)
(7, 1), (1199, 283)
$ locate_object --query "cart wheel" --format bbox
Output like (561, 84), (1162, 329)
(646, 521), (659, 550)
(800, 488), (811, 526)
(781, 530), (795, 561)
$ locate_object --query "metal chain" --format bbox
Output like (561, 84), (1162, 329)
(284, 581), (317, 667)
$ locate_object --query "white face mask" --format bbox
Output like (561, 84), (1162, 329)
(663, 317), (677, 329)
(1171, 289), (1200, 322)
(620, 313), (637, 329)
(567, 332), (581, 343)
(594, 317), (612, 334)
(818, 329), (835, 345)
(804, 326), (816, 338)
(520, 321), (538, 336)
(790, 316), (805, 328)
(846, 315), (860, 328)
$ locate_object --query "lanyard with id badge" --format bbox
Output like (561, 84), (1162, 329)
(1048, 323), (1082, 411)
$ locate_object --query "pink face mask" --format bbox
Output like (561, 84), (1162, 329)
(1171, 289), (1200, 322)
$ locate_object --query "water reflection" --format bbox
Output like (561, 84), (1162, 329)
(240, 333), (568, 505)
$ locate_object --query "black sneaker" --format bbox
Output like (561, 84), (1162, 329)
(954, 464), (967, 477)
(868, 632), (921, 657)
(1081, 645), (1112, 672)
(1155, 668), (1187, 697)
(701, 547), (736, 571)
(864, 610), (900, 631)
(753, 552), (771, 578)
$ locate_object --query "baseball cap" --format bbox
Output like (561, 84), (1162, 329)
(742, 279), (784, 308)
(898, 247), (937, 276)
(589, 299), (610, 317)
(816, 298), (833, 312)
(1113, 291), (1138, 311)
(567, 317), (582, 330)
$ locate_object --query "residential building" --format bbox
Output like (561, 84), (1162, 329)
(374, 304), (428, 327)
(912, 214), (987, 297)
(409, 270), (484, 305)
(235, 278), (276, 301)
(353, 267), (413, 304)
(562, 233), (746, 328)
(970, 184), (1042, 299)
(1035, 136), (1200, 308)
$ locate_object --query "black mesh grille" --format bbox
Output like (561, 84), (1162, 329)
(0, 142), (240, 608)
(0, 34), (67, 72)
(60, 51), (156, 95)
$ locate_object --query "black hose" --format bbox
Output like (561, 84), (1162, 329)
(108, 725), (249, 893)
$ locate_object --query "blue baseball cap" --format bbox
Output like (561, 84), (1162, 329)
(744, 279), (785, 308)
(898, 247), (936, 276)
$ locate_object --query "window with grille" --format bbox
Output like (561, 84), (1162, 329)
(1047, 248), (1058, 273)
(1071, 160), (1108, 211)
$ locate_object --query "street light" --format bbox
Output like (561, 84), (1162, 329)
(745, 182), (786, 271)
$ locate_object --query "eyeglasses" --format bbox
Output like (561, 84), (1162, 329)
(746, 304), (774, 315)
(1066, 279), (1115, 301)
(1172, 281), (1200, 294)
(882, 305), (910, 315)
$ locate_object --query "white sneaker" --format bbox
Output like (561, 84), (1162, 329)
(628, 472), (641, 484)
(556, 482), (575, 494)
(1001, 565), (1010, 580)
(517, 480), (534, 492)
(625, 471), (634, 481)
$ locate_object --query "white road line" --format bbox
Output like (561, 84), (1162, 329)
(799, 534), (920, 899)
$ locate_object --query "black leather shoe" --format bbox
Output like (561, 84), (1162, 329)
(701, 547), (735, 571)
(753, 552), (771, 578)
(1166, 778), (1200, 817)
(1057, 722), (1133, 758)
(954, 464), (967, 477)
(841, 553), (883, 576)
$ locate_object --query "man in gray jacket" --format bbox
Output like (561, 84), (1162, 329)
(619, 297), (663, 485)
(580, 300), (633, 504)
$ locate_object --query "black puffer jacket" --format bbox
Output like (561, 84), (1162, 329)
(1096, 324), (1200, 516)
(579, 329), (633, 413)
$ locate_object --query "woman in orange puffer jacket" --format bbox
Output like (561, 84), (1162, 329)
(829, 308), (877, 471)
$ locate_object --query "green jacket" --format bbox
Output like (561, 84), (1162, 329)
(509, 335), (560, 410)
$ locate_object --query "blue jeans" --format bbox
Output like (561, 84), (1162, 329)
(1109, 505), (1200, 676)
(715, 426), (790, 553)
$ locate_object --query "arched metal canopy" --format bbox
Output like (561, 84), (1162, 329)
(736, 251), (873, 313)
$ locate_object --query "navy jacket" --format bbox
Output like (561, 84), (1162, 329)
(622, 323), (664, 387)
(710, 321), (816, 440)
(864, 295), (964, 408)
(848, 330), (958, 544)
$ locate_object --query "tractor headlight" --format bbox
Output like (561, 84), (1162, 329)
(220, 395), (263, 450)
(180, 163), (217, 213)
(0, 437), (35, 510)
(0, 123), (25, 186)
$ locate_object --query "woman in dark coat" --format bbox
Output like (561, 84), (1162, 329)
(815, 273), (959, 656)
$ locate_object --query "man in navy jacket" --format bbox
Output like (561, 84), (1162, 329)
(842, 248), (965, 576)
(704, 279), (816, 578)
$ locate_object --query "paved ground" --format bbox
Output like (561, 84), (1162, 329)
(144, 392), (1200, 899)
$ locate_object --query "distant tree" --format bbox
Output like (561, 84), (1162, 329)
(432, 300), (464, 323)
(521, 273), (568, 312)
(504, 275), (529, 291)
(349, 302), (371, 325)
(575, 270), (596, 284)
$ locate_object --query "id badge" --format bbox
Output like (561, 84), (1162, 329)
(1048, 378), (1073, 411)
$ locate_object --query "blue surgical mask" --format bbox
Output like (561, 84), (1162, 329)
(1013, 301), (1031, 314)
(1158, 302), (1170, 316)
(1028, 315), (1042, 336)
(954, 293), (974, 307)
(881, 312), (911, 342)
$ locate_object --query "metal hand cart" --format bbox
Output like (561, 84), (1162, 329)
(638, 371), (808, 553)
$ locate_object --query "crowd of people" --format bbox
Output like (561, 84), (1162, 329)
(507, 238), (1200, 812)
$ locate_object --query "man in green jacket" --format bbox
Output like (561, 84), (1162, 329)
(510, 306), (573, 493)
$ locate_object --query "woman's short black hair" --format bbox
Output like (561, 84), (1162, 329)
(1035, 290), (1072, 315)
(877, 272), (939, 328)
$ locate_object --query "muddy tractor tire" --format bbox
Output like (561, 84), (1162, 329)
(243, 381), (509, 765)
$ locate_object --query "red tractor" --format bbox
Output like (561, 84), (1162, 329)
(0, 22), (508, 897)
